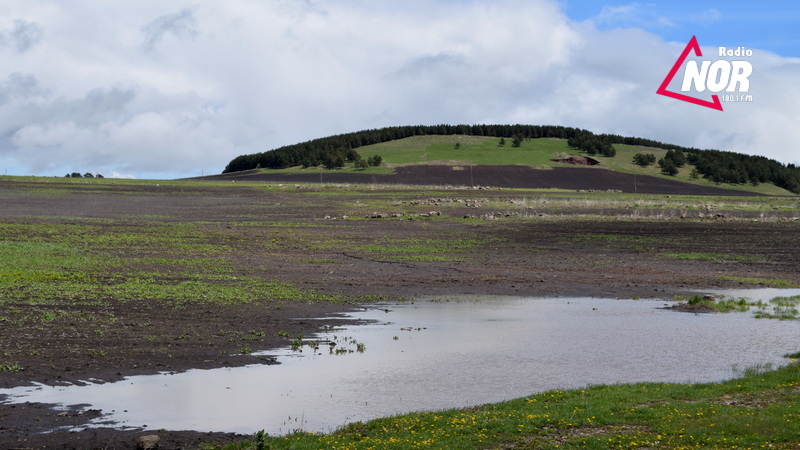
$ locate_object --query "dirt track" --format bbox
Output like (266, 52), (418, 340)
(0, 178), (798, 449)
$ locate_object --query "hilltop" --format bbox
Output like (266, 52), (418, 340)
(213, 125), (800, 196)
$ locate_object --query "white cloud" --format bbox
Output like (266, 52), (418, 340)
(0, 0), (797, 179)
(688, 8), (722, 26)
(109, 171), (137, 179)
(594, 3), (676, 29)
(141, 6), (199, 53)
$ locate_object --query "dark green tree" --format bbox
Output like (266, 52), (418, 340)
(323, 153), (345, 169)
(664, 149), (686, 167)
(633, 153), (656, 167)
(659, 158), (678, 176)
(345, 148), (360, 162)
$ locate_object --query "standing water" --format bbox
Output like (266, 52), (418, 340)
(2, 292), (799, 435)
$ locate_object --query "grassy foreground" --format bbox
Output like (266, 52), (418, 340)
(217, 363), (800, 449)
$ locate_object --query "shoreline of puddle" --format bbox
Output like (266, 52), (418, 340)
(2, 288), (800, 436)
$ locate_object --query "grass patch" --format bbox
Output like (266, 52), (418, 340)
(717, 276), (800, 288)
(676, 294), (800, 320)
(754, 295), (800, 320)
(214, 363), (800, 449)
(0, 362), (23, 372)
(359, 135), (570, 168)
(0, 219), (356, 326)
(677, 295), (761, 313)
(662, 252), (765, 263)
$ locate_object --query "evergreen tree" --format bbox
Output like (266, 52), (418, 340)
(323, 153), (344, 169)
(659, 158), (678, 176)
(633, 153), (656, 167)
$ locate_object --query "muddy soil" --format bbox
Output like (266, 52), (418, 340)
(0, 178), (798, 449)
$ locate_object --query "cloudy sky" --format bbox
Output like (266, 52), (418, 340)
(0, 0), (798, 179)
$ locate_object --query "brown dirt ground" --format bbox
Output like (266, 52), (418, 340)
(0, 177), (798, 449)
(198, 165), (761, 196)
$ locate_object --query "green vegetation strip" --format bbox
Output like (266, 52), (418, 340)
(661, 252), (765, 263)
(0, 220), (353, 325)
(673, 294), (800, 318)
(754, 295), (800, 320)
(717, 276), (800, 289)
(215, 363), (800, 449)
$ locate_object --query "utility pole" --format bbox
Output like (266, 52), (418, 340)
(470, 165), (474, 187)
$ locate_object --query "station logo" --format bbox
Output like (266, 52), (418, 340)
(656, 35), (753, 111)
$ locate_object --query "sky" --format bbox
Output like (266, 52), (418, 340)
(0, 0), (798, 180)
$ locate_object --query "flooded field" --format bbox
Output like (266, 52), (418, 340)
(2, 290), (799, 436)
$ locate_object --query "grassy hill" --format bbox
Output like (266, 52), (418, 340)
(244, 135), (794, 196)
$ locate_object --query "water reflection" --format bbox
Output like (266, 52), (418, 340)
(2, 292), (799, 435)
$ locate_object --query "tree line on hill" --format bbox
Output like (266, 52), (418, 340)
(65, 172), (104, 179)
(223, 124), (800, 193)
(631, 147), (800, 191)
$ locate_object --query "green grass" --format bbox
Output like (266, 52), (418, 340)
(214, 363), (800, 449)
(717, 276), (800, 288)
(0, 362), (24, 372)
(678, 295), (761, 313)
(675, 294), (800, 318)
(661, 252), (765, 263)
(359, 135), (569, 168)
(754, 295), (800, 320)
(0, 219), (356, 327)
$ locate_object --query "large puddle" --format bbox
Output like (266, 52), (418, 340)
(2, 289), (799, 435)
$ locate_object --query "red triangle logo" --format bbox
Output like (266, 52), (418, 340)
(656, 36), (723, 111)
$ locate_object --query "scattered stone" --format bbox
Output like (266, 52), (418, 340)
(138, 434), (160, 450)
(366, 210), (442, 219)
